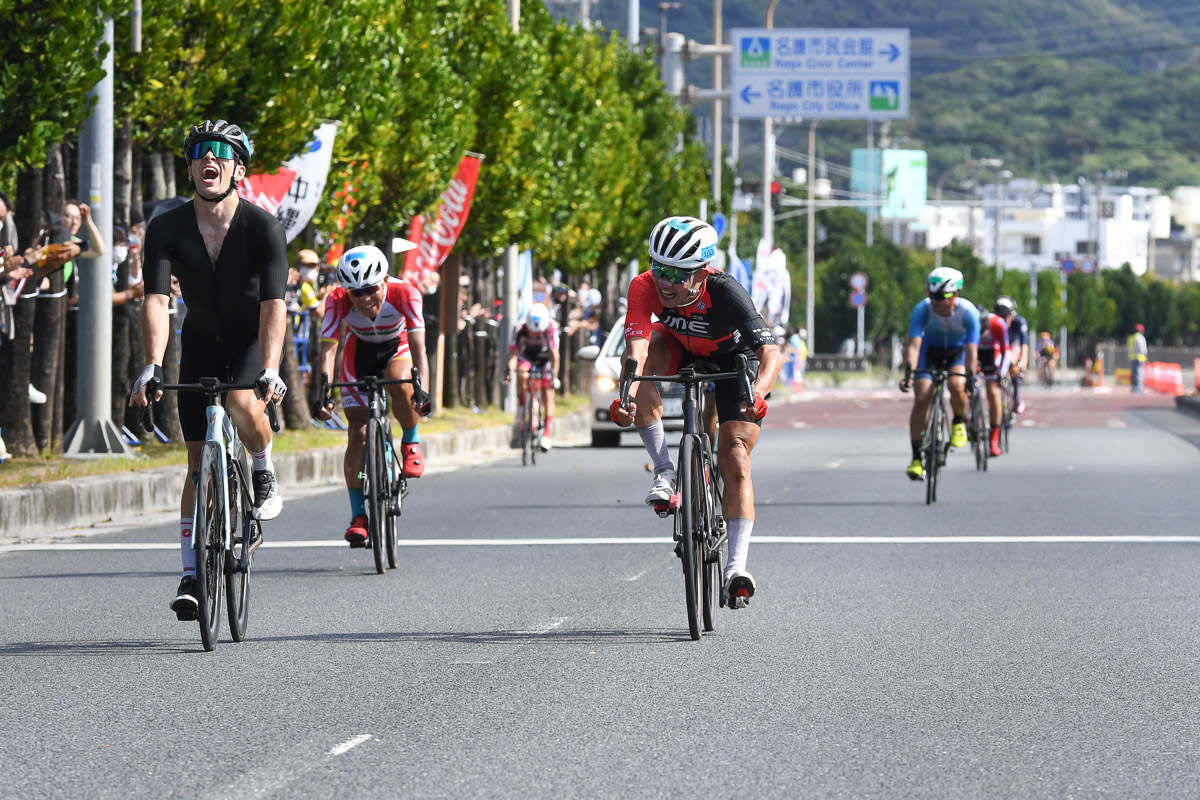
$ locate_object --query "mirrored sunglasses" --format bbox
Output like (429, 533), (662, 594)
(650, 260), (693, 285)
(348, 285), (378, 298)
(188, 140), (235, 161)
(930, 291), (957, 301)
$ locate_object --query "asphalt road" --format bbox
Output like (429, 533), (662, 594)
(2, 387), (1198, 798)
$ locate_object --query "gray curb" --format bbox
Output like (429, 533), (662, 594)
(0, 412), (591, 540)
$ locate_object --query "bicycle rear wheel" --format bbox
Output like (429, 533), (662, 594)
(366, 419), (387, 574)
(225, 467), (251, 642)
(679, 436), (704, 640)
(530, 394), (540, 465)
(195, 451), (224, 651)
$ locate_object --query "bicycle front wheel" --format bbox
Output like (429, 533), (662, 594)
(924, 393), (941, 505)
(702, 455), (722, 633)
(225, 467), (251, 642)
(366, 418), (387, 574)
(195, 451), (224, 651)
(521, 393), (533, 467)
(679, 435), (705, 641)
(383, 436), (400, 570)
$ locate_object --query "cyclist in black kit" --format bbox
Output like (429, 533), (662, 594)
(609, 216), (782, 608)
(130, 119), (289, 620)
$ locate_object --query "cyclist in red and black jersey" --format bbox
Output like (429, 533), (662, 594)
(609, 216), (781, 608)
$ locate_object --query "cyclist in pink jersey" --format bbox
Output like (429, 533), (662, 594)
(505, 303), (560, 450)
(314, 245), (431, 546)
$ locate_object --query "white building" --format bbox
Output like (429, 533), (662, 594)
(914, 178), (1176, 277)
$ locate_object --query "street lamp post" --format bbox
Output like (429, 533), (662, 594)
(993, 169), (1012, 280)
(761, 0), (780, 247)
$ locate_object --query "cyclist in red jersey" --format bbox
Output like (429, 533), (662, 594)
(314, 245), (431, 546)
(609, 216), (781, 608)
(976, 307), (1010, 457)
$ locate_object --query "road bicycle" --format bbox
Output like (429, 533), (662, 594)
(320, 369), (421, 575)
(619, 353), (754, 641)
(141, 376), (280, 651)
(999, 374), (1016, 453)
(967, 373), (989, 473)
(920, 366), (954, 505)
(518, 363), (549, 467)
(1038, 358), (1055, 387)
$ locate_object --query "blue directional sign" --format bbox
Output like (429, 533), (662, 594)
(1060, 257), (1076, 274)
(729, 28), (910, 120)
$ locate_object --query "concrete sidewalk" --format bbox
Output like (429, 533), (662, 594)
(0, 412), (590, 543)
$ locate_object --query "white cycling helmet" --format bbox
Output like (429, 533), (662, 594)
(994, 295), (1016, 315)
(336, 245), (389, 290)
(926, 267), (964, 295)
(648, 216), (719, 271)
(527, 303), (551, 333)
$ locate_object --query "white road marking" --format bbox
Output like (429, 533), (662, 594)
(513, 617), (569, 635)
(625, 568), (651, 582)
(5, 534), (1200, 553)
(328, 734), (373, 756)
(790, 420), (809, 428)
(826, 459), (845, 469)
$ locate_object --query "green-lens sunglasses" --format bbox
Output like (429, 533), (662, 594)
(650, 260), (693, 284)
(189, 140), (235, 161)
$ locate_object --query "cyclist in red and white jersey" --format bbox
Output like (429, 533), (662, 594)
(609, 215), (781, 609)
(314, 245), (431, 546)
(504, 302), (560, 451)
(976, 307), (1010, 457)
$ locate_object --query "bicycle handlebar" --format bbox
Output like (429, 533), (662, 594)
(618, 353), (755, 410)
(140, 377), (281, 434)
(319, 368), (424, 413)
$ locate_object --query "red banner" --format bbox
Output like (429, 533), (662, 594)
(401, 215), (424, 286)
(408, 153), (481, 292)
(237, 168), (297, 216)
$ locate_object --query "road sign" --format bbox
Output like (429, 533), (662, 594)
(730, 28), (910, 120)
(1080, 257), (1096, 274)
(850, 290), (868, 308)
(849, 271), (869, 291)
(1060, 257), (1076, 274)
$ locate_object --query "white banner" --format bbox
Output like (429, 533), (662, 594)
(752, 238), (791, 328)
(238, 122), (338, 243)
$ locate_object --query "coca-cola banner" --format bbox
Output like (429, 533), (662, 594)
(409, 153), (482, 292)
(238, 121), (339, 243)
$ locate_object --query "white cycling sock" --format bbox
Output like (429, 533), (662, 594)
(180, 517), (196, 575)
(250, 441), (273, 472)
(725, 517), (753, 575)
(638, 421), (675, 475)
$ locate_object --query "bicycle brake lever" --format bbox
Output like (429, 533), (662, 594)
(140, 378), (159, 432)
(736, 353), (754, 405)
(619, 357), (637, 410)
(265, 400), (281, 433)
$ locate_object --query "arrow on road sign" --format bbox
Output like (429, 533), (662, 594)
(883, 43), (901, 62)
(740, 86), (762, 104)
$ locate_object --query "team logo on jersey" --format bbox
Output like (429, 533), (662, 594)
(663, 316), (710, 336)
(697, 301), (706, 312)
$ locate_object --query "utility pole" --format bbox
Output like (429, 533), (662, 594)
(500, 0), (520, 412)
(762, 0), (781, 247)
(711, 0), (722, 214)
(64, 16), (128, 455)
(865, 120), (874, 245)
(806, 120), (817, 351)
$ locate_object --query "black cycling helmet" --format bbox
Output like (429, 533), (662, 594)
(994, 295), (1016, 315)
(183, 119), (253, 168)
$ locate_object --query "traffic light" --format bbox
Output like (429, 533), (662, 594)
(771, 180), (782, 213)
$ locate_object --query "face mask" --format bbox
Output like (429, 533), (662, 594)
(300, 268), (318, 284)
(127, 234), (140, 248)
(112, 246), (129, 265)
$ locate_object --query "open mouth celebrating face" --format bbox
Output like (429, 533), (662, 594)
(200, 162), (221, 183)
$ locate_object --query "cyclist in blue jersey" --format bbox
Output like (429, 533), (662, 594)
(994, 295), (1028, 414)
(898, 267), (980, 480)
